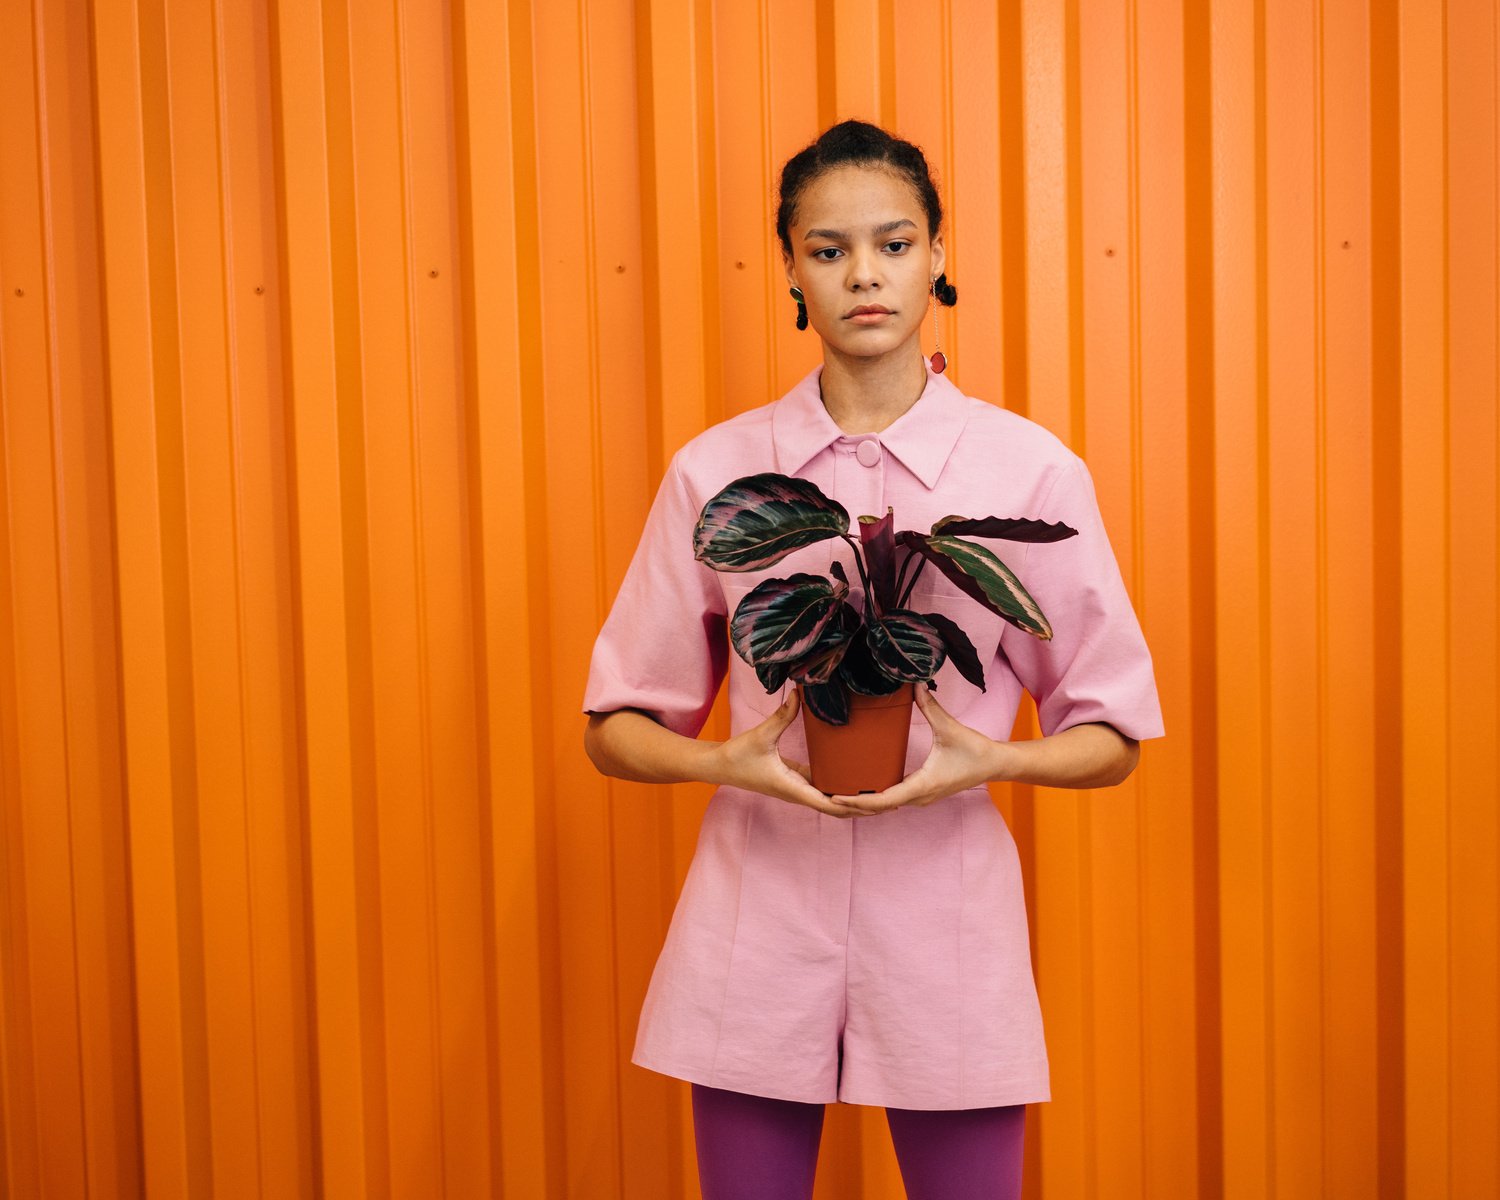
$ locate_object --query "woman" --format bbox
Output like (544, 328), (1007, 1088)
(583, 121), (1164, 1200)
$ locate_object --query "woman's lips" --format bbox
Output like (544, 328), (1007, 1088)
(845, 306), (893, 325)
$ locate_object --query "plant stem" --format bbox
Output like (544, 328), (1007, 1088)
(896, 554), (928, 608)
(892, 551), (914, 605)
(839, 535), (877, 616)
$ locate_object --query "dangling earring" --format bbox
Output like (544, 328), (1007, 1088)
(789, 286), (808, 331)
(929, 279), (947, 373)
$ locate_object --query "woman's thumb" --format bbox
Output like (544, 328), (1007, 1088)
(751, 690), (794, 738)
(779, 689), (799, 720)
(917, 684), (947, 720)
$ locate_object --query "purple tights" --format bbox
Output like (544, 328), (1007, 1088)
(691, 1083), (1026, 1200)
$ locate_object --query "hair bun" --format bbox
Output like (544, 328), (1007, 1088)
(934, 273), (958, 307)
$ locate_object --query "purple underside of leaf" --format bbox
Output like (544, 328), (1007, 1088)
(857, 509), (898, 612)
(694, 473), (850, 571)
(929, 514), (1079, 542)
(730, 573), (849, 665)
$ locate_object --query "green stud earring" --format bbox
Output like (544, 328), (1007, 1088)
(789, 286), (808, 331)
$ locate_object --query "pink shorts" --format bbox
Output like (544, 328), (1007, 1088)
(631, 781), (1051, 1110)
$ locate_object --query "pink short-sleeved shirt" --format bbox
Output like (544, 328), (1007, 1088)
(583, 364), (1165, 1109)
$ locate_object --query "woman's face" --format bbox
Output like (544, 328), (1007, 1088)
(781, 164), (944, 365)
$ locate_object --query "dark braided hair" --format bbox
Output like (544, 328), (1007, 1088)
(776, 119), (958, 307)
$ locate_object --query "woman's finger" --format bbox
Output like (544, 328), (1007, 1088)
(760, 755), (868, 817)
(739, 696), (793, 754)
(830, 775), (919, 813)
(792, 780), (871, 817)
(915, 685), (954, 728)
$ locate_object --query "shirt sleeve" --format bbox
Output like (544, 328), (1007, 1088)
(998, 456), (1165, 741)
(581, 451), (730, 739)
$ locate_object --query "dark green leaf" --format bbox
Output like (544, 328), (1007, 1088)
(755, 659), (794, 691)
(730, 573), (848, 665)
(897, 532), (1053, 639)
(918, 611), (986, 692)
(865, 609), (947, 682)
(787, 601), (860, 685)
(836, 627), (906, 696)
(694, 473), (849, 571)
(801, 679), (850, 726)
(791, 647), (844, 685)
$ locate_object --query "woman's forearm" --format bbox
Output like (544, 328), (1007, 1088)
(987, 721), (1139, 789)
(584, 709), (723, 785)
(587, 695), (856, 816)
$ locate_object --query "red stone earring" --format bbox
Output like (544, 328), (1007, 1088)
(929, 279), (947, 373)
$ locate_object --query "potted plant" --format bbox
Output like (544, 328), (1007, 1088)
(692, 472), (1078, 794)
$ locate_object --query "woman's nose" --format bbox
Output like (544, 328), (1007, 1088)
(845, 248), (881, 290)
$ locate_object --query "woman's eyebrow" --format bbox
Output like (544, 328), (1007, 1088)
(803, 218), (919, 240)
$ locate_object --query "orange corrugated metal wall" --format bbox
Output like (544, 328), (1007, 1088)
(0, 0), (1495, 1196)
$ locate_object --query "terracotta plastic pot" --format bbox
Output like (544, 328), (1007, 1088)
(798, 682), (916, 795)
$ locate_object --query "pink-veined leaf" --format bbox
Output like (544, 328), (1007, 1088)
(800, 679), (850, 726)
(865, 609), (947, 682)
(729, 572), (849, 666)
(897, 531), (1053, 639)
(694, 473), (849, 571)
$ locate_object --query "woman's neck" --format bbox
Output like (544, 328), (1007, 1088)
(817, 346), (929, 435)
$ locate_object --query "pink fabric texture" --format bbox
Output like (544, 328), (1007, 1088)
(583, 364), (1165, 1108)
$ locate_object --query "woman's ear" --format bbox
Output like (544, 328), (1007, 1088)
(929, 230), (946, 283)
(781, 246), (797, 288)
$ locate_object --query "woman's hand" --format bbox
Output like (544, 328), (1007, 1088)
(829, 685), (1002, 814)
(585, 695), (866, 817)
(827, 689), (1142, 814)
(708, 691), (873, 819)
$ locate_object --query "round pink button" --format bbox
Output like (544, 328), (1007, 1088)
(855, 439), (882, 467)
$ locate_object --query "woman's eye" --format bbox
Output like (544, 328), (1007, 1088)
(884, 241), (911, 254)
(812, 247), (843, 261)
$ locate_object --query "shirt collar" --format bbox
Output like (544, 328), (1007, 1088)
(772, 362), (970, 489)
